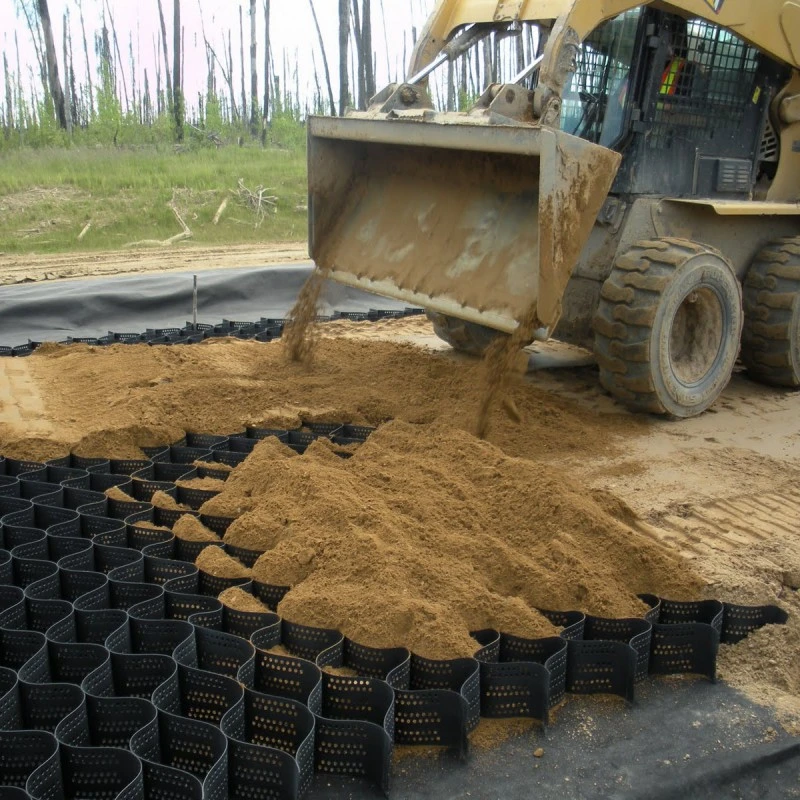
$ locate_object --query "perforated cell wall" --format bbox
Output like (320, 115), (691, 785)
(0, 426), (788, 799)
(0, 309), (790, 797)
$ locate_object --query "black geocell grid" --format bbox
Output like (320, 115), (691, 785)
(0, 309), (426, 356)
(0, 317), (791, 799)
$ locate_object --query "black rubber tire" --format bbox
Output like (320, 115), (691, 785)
(741, 237), (800, 387)
(593, 238), (743, 418)
(426, 311), (509, 356)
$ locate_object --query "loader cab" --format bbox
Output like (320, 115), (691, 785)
(560, 8), (788, 199)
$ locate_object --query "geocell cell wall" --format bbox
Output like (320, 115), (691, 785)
(0, 423), (788, 799)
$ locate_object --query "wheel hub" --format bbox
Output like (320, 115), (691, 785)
(669, 286), (724, 386)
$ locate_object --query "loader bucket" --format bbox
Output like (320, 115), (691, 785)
(308, 115), (621, 334)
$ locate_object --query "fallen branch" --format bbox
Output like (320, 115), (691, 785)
(77, 222), (92, 241)
(212, 197), (229, 225)
(232, 178), (277, 228)
(125, 190), (193, 248)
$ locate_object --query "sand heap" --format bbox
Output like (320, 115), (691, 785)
(207, 420), (702, 660)
(0, 337), (644, 464)
(200, 436), (298, 518)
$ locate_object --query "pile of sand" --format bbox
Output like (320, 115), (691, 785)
(697, 539), (800, 733)
(208, 420), (702, 660)
(150, 490), (190, 511)
(199, 436), (297, 518)
(105, 485), (136, 503)
(219, 586), (270, 613)
(195, 546), (251, 579)
(2, 337), (642, 463)
(173, 514), (220, 542)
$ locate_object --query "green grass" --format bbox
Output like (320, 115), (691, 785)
(0, 142), (308, 254)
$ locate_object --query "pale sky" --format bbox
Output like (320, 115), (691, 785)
(4, 0), (439, 117)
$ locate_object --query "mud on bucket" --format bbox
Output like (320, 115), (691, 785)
(308, 115), (620, 335)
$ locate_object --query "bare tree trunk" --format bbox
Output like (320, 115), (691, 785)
(378, 0), (390, 82)
(262, 0), (270, 138)
(307, 0), (336, 117)
(362, 0), (374, 99)
(351, 0), (365, 109)
(197, 4), (238, 121)
(228, 30), (237, 118)
(67, 14), (79, 124)
(3, 53), (13, 133)
(239, 6), (247, 123)
(249, 0), (257, 131)
(181, 25), (185, 95)
(20, 2), (47, 88)
(35, 0), (67, 128)
(129, 33), (138, 122)
(156, 0), (173, 113)
(62, 13), (73, 133)
(446, 60), (455, 111)
(143, 68), (152, 123)
(103, 0), (129, 112)
(76, 0), (94, 119)
(173, 0), (184, 139)
(338, 0), (349, 115)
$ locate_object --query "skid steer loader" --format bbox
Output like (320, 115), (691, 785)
(308, 0), (800, 417)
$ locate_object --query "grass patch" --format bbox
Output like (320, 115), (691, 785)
(0, 143), (308, 254)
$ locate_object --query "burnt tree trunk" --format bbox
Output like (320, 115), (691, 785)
(249, 0), (258, 131)
(362, 0), (374, 100)
(62, 13), (73, 133)
(239, 6), (247, 122)
(307, 0), (336, 117)
(3, 53), (13, 133)
(156, 0), (173, 114)
(351, 0), (365, 109)
(262, 0), (270, 138)
(36, 0), (67, 128)
(76, 0), (93, 118)
(338, 0), (349, 115)
(172, 0), (183, 139)
(103, 0), (129, 112)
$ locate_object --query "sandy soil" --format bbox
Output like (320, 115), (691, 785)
(0, 265), (798, 731)
(0, 242), (308, 285)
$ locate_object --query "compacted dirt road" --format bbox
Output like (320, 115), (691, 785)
(0, 242), (308, 285)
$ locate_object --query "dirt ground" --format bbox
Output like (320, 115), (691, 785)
(0, 255), (798, 734)
(0, 242), (308, 285)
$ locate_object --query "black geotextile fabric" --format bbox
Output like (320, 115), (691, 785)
(0, 421), (792, 800)
(0, 264), (409, 346)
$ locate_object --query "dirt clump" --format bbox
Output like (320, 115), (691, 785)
(218, 586), (269, 613)
(195, 546), (252, 579)
(173, 514), (221, 542)
(105, 485), (136, 503)
(150, 490), (190, 511)
(208, 420), (703, 660)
